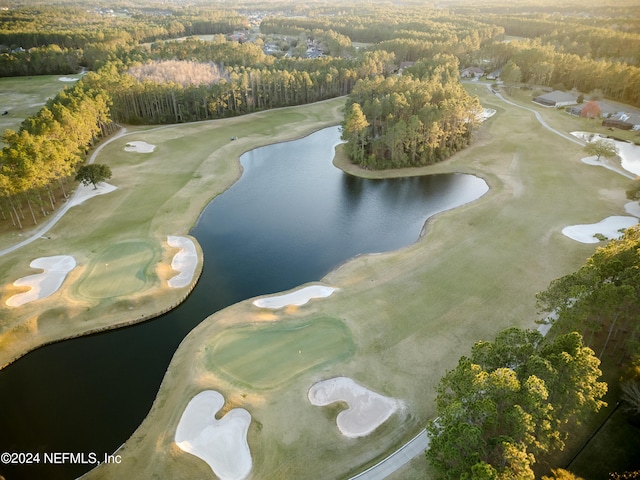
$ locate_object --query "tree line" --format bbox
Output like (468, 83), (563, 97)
(261, 5), (640, 107)
(80, 50), (394, 125)
(0, 5), (247, 50)
(0, 83), (113, 229)
(472, 37), (640, 107)
(474, 13), (640, 65)
(341, 55), (481, 169)
(260, 7), (501, 46)
(428, 222), (640, 479)
(427, 327), (607, 479)
(536, 225), (640, 364)
(0, 4), (248, 75)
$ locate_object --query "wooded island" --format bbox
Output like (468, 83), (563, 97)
(1, 1), (640, 479)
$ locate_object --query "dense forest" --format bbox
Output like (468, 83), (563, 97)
(0, 5), (247, 75)
(0, 82), (114, 229)
(2, 0), (640, 477)
(264, 5), (640, 106)
(425, 222), (640, 479)
(342, 55), (481, 169)
(1, 0), (639, 217)
(2, 0), (640, 225)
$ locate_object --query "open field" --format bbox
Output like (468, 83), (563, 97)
(75, 83), (637, 480)
(0, 74), (84, 135)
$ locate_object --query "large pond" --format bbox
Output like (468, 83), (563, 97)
(0, 126), (488, 480)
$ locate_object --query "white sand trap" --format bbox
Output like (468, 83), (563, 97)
(124, 141), (156, 153)
(69, 182), (117, 207)
(58, 77), (79, 82)
(478, 108), (496, 121)
(617, 140), (640, 176)
(167, 236), (198, 288)
(625, 201), (640, 218)
(253, 284), (337, 309)
(581, 155), (602, 167)
(308, 377), (401, 438)
(6, 255), (76, 307)
(175, 390), (252, 480)
(573, 131), (640, 176)
(562, 216), (638, 243)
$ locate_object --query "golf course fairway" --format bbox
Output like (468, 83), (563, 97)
(1, 87), (634, 479)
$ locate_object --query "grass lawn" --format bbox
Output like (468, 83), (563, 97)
(76, 240), (158, 299)
(568, 402), (640, 478)
(206, 316), (354, 390)
(0, 74), (84, 136)
(82, 84), (634, 480)
(2, 79), (635, 479)
(0, 97), (345, 368)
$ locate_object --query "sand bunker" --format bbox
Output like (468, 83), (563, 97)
(308, 377), (400, 438)
(573, 131), (640, 176)
(617, 140), (640, 176)
(167, 236), (198, 288)
(478, 108), (496, 122)
(69, 182), (117, 207)
(562, 216), (638, 243)
(175, 390), (252, 480)
(252, 285), (337, 309)
(58, 77), (79, 82)
(625, 201), (640, 218)
(124, 141), (156, 153)
(6, 255), (76, 307)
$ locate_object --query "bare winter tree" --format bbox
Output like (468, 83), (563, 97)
(127, 60), (229, 87)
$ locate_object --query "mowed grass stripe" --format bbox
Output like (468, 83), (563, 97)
(207, 317), (354, 389)
(20, 90), (629, 480)
(76, 241), (157, 299)
(0, 97), (344, 368)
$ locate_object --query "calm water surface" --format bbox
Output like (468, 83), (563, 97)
(0, 126), (487, 479)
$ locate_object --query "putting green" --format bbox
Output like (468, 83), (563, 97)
(206, 317), (354, 389)
(77, 241), (157, 299)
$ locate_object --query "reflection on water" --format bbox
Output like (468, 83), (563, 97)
(0, 126), (487, 480)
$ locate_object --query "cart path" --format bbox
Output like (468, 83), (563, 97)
(347, 429), (429, 480)
(345, 84), (638, 480)
(0, 127), (128, 258)
(6, 88), (625, 479)
(487, 84), (636, 179)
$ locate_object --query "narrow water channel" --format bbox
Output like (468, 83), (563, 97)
(0, 126), (488, 480)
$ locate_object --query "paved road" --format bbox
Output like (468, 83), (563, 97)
(490, 87), (584, 146)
